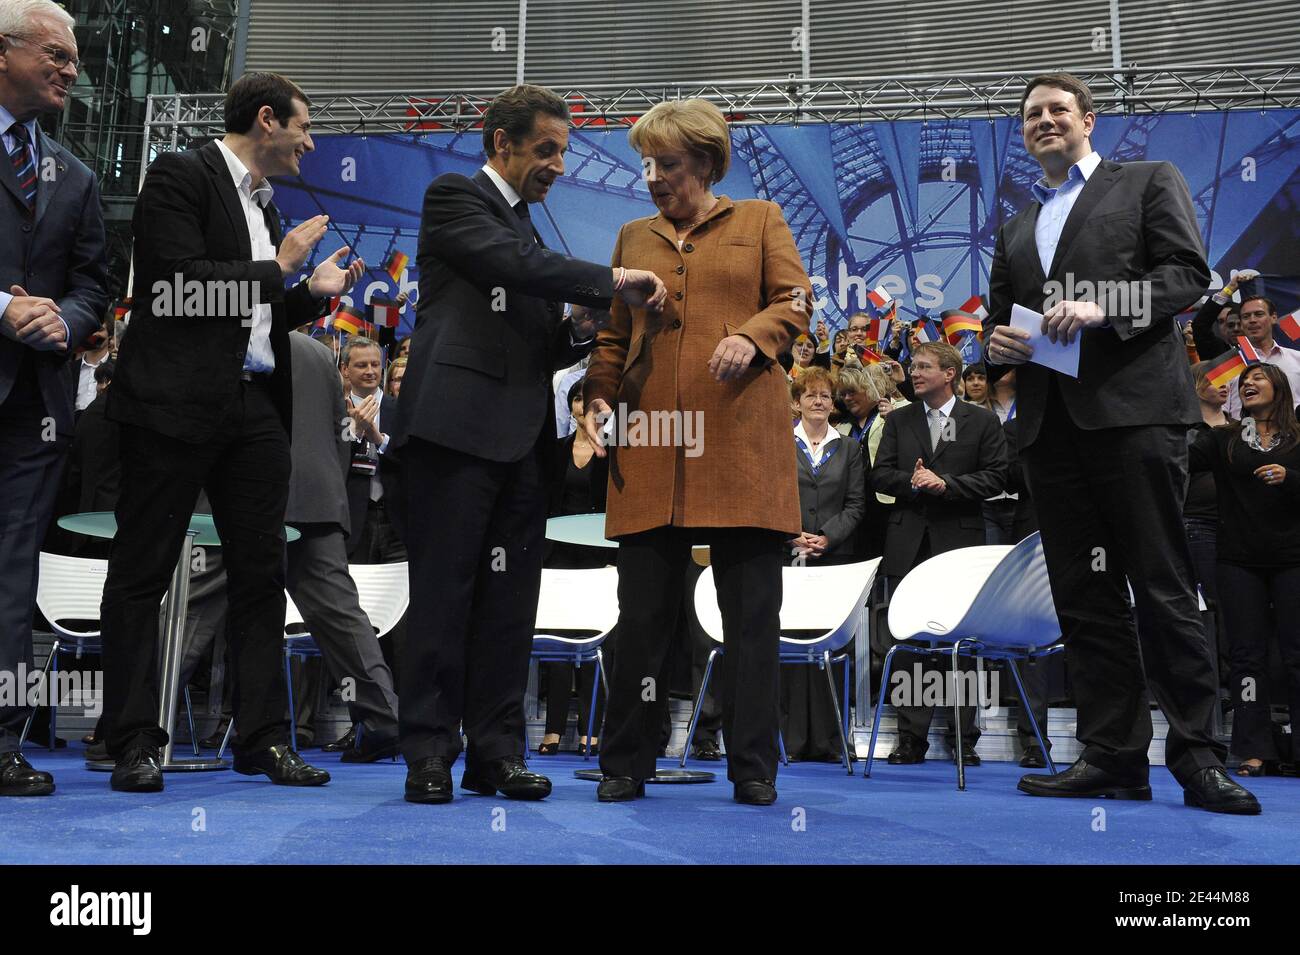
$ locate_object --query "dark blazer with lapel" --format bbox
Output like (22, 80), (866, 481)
(794, 433), (866, 559)
(871, 399), (1009, 576)
(0, 127), (108, 435)
(393, 169), (614, 464)
(108, 141), (324, 442)
(345, 391), (398, 551)
(285, 332), (351, 532)
(983, 159), (1210, 449)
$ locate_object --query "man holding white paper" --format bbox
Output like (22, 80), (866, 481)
(982, 73), (1259, 814)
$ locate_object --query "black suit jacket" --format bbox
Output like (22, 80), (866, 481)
(983, 159), (1210, 449)
(108, 141), (324, 442)
(0, 127), (108, 436)
(393, 169), (614, 464)
(871, 399), (1009, 576)
(345, 391), (398, 551)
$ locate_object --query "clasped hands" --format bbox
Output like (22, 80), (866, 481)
(2, 285), (66, 352)
(911, 458), (946, 495)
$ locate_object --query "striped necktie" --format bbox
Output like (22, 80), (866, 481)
(8, 123), (37, 211)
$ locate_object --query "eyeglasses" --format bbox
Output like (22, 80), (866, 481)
(1, 33), (80, 72)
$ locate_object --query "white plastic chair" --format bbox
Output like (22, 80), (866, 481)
(261, 563), (410, 755)
(685, 559), (881, 773)
(22, 554), (108, 750)
(865, 532), (1062, 790)
(531, 565), (619, 758)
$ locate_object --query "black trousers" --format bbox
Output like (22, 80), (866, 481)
(100, 379), (292, 756)
(0, 366), (67, 751)
(1216, 562), (1300, 763)
(399, 437), (547, 766)
(599, 525), (784, 783)
(1020, 386), (1224, 784)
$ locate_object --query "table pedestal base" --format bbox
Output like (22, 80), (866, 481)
(574, 768), (715, 783)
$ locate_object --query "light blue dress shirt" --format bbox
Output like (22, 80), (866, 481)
(1031, 151), (1102, 276)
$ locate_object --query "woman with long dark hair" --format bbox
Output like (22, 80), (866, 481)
(1189, 363), (1300, 776)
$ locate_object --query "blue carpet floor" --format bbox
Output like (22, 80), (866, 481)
(3, 747), (1296, 865)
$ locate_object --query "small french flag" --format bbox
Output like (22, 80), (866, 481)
(1280, 309), (1300, 343)
(958, 294), (989, 321)
(866, 285), (894, 316)
(914, 319), (942, 344)
(1236, 336), (1262, 365)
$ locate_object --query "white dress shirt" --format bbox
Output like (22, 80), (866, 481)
(75, 351), (109, 411)
(215, 139), (277, 373)
(1224, 340), (1300, 418)
(1032, 151), (1103, 276)
(794, 421), (840, 469)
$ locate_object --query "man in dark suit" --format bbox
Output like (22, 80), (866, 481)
(339, 335), (404, 563)
(99, 72), (363, 792)
(983, 73), (1258, 813)
(1, 4), (108, 797)
(872, 341), (1009, 765)
(394, 84), (665, 804)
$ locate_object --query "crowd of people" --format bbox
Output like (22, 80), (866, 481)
(2, 0), (1296, 813)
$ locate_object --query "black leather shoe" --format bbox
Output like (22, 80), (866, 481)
(462, 755), (552, 800)
(887, 735), (928, 765)
(690, 738), (723, 761)
(596, 775), (645, 802)
(322, 725), (356, 753)
(405, 756), (453, 804)
(85, 739), (109, 761)
(734, 779), (778, 805)
(233, 744), (330, 786)
(339, 728), (400, 763)
(198, 719), (231, 750)
(956, 742), (981, 766)
(1017, 758), (1151, 800)
(1, 751), (55, 797)
(111, 746), (163, 793)
(1182, 767), (1261, 815)
(1019, 747), (1047, 769)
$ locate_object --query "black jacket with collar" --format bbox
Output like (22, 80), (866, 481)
(983, 158), (1210, 449)
(870, 398), (1009, 576)
(108, 140), (324, 442)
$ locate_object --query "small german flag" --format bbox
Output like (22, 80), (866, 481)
(854, 345), (885, 364)
(1207, 351), (1246, 387)
(333, 305), (373, 337)
(371, 296), (402, 328)
(943, 312), (983, 343)
(113, 300), (131, 322)
(384, 251), (409, 283)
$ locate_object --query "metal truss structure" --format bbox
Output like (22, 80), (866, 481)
(143, 63), (1300, 153)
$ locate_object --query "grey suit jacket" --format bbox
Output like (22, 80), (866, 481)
(285, 332), (351, 531)
(0, 126), (109, 435)
(794, 433), (866, 558)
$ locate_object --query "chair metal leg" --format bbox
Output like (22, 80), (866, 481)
(19, 639), (61, 750)
(595, 647), (610, 745)
(679, 648), (718, 767)
(183, 686), (200, 757)
(1007, 656), (1057, 775)
(822, 651), (854, 775)
(217, 717), (235, 759)
(284, 647), (298, 753)
(584, 653), (601, 761)
(778, 727), (789, 766)
(864, 643), (904, 778)
(951, 643), (965, 792)
(842, 654), (853, 753)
